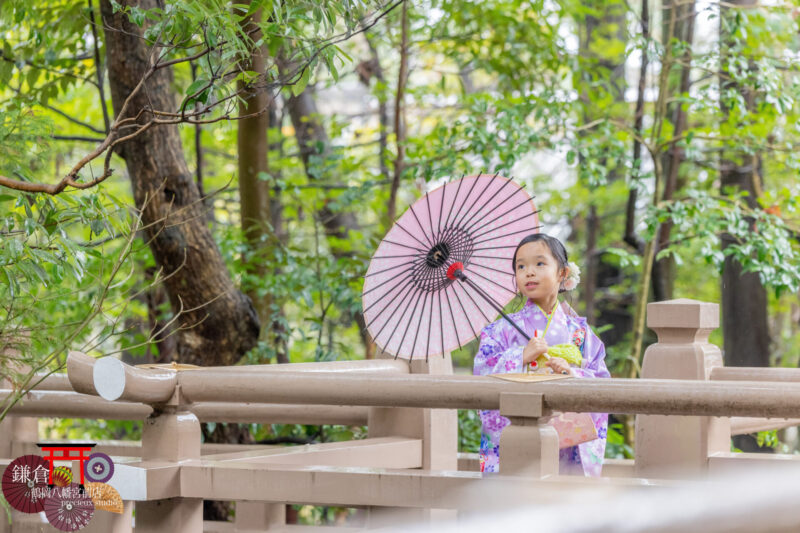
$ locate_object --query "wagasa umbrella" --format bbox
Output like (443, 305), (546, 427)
(362, 173), (540, 360)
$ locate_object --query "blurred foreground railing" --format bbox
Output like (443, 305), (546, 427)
(3, 299), (800, 533)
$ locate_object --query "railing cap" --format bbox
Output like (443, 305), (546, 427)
(646, 298), (719, 330)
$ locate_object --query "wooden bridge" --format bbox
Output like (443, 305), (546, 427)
(3, 299), (800, 532)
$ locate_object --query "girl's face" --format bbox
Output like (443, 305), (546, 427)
(514, 241), (567, 306)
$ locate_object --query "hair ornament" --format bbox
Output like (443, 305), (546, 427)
(562, 261), (580, 291)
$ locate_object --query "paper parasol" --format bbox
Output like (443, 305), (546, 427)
(1, 455), (50, 513)
(44, 483), (94, 531)
(363, 173), (539, 359)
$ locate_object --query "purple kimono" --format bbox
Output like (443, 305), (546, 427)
(473, 299), (610, 476)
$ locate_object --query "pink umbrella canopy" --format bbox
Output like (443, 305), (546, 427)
(363, 173), (540, 360)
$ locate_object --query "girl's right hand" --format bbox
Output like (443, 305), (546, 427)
(522, 336), (549, 365)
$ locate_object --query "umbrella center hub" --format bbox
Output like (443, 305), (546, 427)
(412, 230), (475, 293)
(65, 502), (73, 511)
(425, 243), (450, 268)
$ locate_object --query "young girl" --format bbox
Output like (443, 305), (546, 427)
(473, 233), (610, 476)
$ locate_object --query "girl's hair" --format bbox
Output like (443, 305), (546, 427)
(511, 233), (569, 294)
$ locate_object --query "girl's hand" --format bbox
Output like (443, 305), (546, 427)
(546, 356), (573, 375)
(522, 337), (549, 365)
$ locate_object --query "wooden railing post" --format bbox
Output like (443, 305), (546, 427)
(498, 392), (559, 477)
(0, 399), (37, 460)
(234, 501), (286, 531)
(635, 298), (730, 478)
(0, 346), (38, 533)
(367, 352), (457, 525)
(367, 352), (457, 470)
(135, 384), (202, 533)
(0, 357), (38, 461)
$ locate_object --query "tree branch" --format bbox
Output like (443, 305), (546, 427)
(387, 0), (409, 226)
(0, 0), (403, 196)
(52, 135), (106, 142)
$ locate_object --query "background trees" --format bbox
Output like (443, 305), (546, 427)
(3, 0), (800, 497)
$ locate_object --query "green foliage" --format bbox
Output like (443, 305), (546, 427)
(755, 429), (780, 450)
(647, 189), (800, 296)
(3, 0), (800, 460)
(605, 423), (634, 459)
(293, 504), (357, 526)
(246, 423), (366, 444)
(458, 409), (481, 453)
(42, 418), (143, 442)
(0, 185), (146, 422)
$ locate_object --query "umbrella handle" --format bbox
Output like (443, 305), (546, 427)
(448, 265), (531, 342)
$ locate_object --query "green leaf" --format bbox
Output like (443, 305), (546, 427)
(291, 67), (311, 97)
(185, 79), (207, 96)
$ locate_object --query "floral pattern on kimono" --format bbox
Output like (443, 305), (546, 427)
(473, 298), (610, 476)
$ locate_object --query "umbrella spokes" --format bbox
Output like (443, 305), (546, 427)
(446, 262), (531, 343)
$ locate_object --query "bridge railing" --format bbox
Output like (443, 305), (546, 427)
(2, 298), (800, 532)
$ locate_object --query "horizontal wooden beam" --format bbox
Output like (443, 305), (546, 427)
(730, 417), (800, 436)
(66, 352), (410, 405)
(178, 462), (660, 509)
(711, 367), (800, 383)
(2, 390), (152, 419)
(202, 522), (363, 533)
(176, 372), (800, 418)
(708, 452), (800, 476)
(2, 390), (368, 425)
(191, 403), (368, 426)
(200, 437), (421, 469)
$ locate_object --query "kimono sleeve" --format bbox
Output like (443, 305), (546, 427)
(473, 323), (525, 376)
(571, 325), (610, 379)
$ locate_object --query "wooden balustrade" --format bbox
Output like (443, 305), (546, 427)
(3, 299), (800, 532)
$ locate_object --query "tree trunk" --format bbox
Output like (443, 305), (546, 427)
(623, 0), (649, 256)
(386, 0), (409, 226)
(720, 162), (769, 369)
(576, 0), (626, 323)
(237, 7), (285, 362)
(719, 2), (769, 467)
(584, 205), (598, 325)
(719, 0), (769, 372)
(361, 31), (390, 183)
(100, 0), (259, 367)
(652, 0), (695, 302)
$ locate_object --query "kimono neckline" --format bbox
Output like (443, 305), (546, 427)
(522, 298), (584, 326)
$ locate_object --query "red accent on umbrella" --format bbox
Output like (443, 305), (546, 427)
(363, 173), (540, 360)
(44, 483), (94, 532)
(1, 455), (50, 513)
(446, 262), (464, 280)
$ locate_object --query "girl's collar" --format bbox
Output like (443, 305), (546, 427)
(525, 298), (559, 316)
